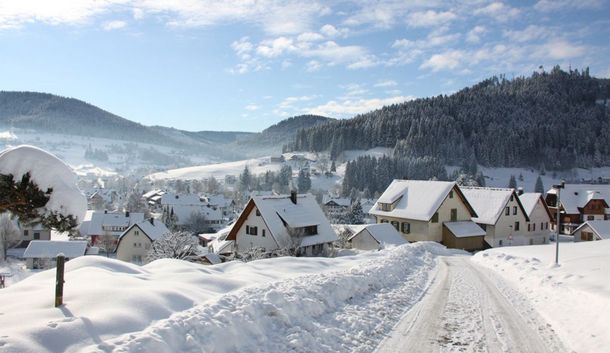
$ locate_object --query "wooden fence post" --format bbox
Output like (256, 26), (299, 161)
(55, 254), (65, 307)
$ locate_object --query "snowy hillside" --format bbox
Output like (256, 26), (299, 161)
(473, 241), (610, 353)
(0, 243), (460, 353)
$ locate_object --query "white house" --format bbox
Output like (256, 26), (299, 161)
(545, 184), (610, 234)
(572, 220), (610, 241)
(226, 192), (337, 256)
(23, 240), (89, 269)
(116, 218), (170, 265)
(519, 192), (552, 244)
(79, 211), (145, 245)
(348, 223), (407, 250)
(322, 195), (351, 218)
(17, 223), (51, 248)
(368, 180), (480, 244)
(460, 187), (531, 247)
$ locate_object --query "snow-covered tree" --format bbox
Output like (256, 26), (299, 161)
(126, 190), (150, 218)
(184, 211), (208, 233)
(147, 231), (198, 262)
(334, 228), (352, 249)
(0, 213), (20, 261)
(97, 231), (116, 257)
(239, 166), (252, 191)
(348, 200), (365, 225)
(508, 175), (517, 189)
(535, 175), (544, 193)
(297, 169), (311, 192)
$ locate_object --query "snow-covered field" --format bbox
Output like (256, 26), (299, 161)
(147, 157), (284, 181)
(0, 242), (460, 353)
(473, 241), (610, 353)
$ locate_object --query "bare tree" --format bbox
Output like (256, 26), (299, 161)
(0, 213), (20, 261)
(185, 211), (208, 234)
(98, 231), (116, 257)
(147, 231), (199, 262)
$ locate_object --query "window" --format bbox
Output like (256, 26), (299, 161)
(514, 221), (520, 231)
(540, 222), (543, 230)
(401, 222), (410, 234)
(528, 224), (531, 232)
(390, 221), (399, 231)
(256, 209), (261, 216)
(532, 223), (536, 232)
(513, 206), (517, 215)
(499, 240), (503, 246)
(262, 229), (266, 237)
(380, 219), (389, 223)
(587, 215), (595, 221)
(246, 226), (258, 235)
(505, 207), (510, 216)
(135, 230), (139, 236)
(449, 190), (454, 198)
(379, 203), (392, 211)
(510, 195), (514, 202)
(303, 225), (318, 235)
(24, 230), (29, 236)
(529, 239), (534, 245)
(431, 212), (439, 223)
(450, 208), (457, 221)
(34, 232), (40, 240)
(545, 222), (549, 229)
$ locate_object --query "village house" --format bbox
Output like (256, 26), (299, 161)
(17, 223), (51, 248)
(23, 240), (89, 269)
(369, 180), (483, 245)
(572, 220), (610, 242)
(225, 192), (337, 256)
(460, 187), (531, 247)
(518, 192), (552, 244)
(79, 210), (145, 245)
(116, 218), (170, 265)
(545, 184), (610, 234)
(348, 223), (407, 250)
(203, 194), (236, 217)
(322, 195), (351, 218)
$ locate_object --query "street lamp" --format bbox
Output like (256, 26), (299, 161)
(552, 180), (565, 265)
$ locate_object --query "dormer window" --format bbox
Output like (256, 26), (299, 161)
(379, 203), (392, 211)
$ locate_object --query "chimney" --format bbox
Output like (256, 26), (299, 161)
(149, 217), (154, 225)
(517, 187), (524, 195)
(125, 211), (130, 217)
(290, 190), (297, 204)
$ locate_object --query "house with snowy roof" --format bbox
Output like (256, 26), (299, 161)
(79, 211), (145, 245)
(572, 220), (610, 241)
(203, 194), (236, 216)
(322, 195), (351, 218)
(23, 240), (89, 269)
(226, 192), (337, 256)
(369, 180), (484, 247)
(460, 187), (531, 247)
(519, 192), (552, 244)
(545, 184), (610, 234)
(348, 223), (407, 251)
(116, 218), (170, 265)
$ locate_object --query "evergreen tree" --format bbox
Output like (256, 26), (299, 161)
(508, 175), (517, 189)
(297, 169), (311, 193)
(349, 200), (365, 224)
(239, 166), (252, 191)
(535, 175), (544, 193)
(330, 160), (336, 172)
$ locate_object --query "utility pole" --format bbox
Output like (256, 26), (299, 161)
(553, 181), (565, 265)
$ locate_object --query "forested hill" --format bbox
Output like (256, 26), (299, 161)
(293, 67), (610, 169)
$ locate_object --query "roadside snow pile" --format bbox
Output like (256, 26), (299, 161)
(473, 241), (610, 353)
(0, 242), (458, 353)
(0, 145), (87, 224)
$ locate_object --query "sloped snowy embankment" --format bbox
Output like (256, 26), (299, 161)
(0, 242), (459, 353)
(473, 241), (610, 353)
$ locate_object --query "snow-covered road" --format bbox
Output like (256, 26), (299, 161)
(375, 256), (569, 353)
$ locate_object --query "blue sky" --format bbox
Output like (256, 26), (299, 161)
(0, 0), (609, 132)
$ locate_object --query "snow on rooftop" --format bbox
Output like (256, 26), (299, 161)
(574, 220), (610, 239)
(322, 195), (351, 207)
(23, 240), (88, 259)
(122, 219), (170, 242)
(369, 180), (456, 221)
(350, 223), (407, 246)
(519, 192), (542, 217)
(460, 186), (514, 225)
(82, 211), (145, 236)
(548, 184), (610, 214)
(444, 221), (486, 238)
(0, 145), (87, 225)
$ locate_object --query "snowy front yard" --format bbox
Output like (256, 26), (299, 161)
(473, 241), (610, 353)
(0, 242), (460, 353)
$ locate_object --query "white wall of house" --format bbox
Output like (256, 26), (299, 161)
(486, 196), (528, 247)
(116, 226), (153, 265)
(20, 229), (51, 244)
(525, 199), (552, 245)
(235, 206), (278, 252)
(375, 189), (472, 242)
(350, 230), (379, 250)
(582, 213), (606, 222)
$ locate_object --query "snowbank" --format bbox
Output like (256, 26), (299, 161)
(0, 145), (87, 224)
(0, 242), (458, 353)
(472, 241), (610, 353)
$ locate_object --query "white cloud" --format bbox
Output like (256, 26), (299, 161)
(342, 0), (434, 29)
(534, 0), (603, 12)
(256, 37), (295, 58)
(374, 80), (398, 88)
(297, 32), (324, 42)
(245, 104), (261, 111)
(466, 26), (486, 44)
(306, 60), (322, 72)
(532, 39), (586, 60)
(420, 50), (465, 72)
(474, 2), (521, 22)
(320, 24), (340, 37)
(0, 0), (115, 29)
(102, 20), (126, 31)
(406, 10), (456, 28)
(132, 7), (144, 20)
(504, 25), (550, 42)
(305, 95), (416, 116)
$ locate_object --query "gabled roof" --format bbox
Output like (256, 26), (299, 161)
(228, 194), (337, 249)
(160, 193), (203, 206)
(573, 220), (610, 240)
(348, 223), (407, 246)
(444, 221), (486, 238)
(460, 187), (529, 225)
(519, 192), (553, 219)
(169, 204), (223, 225)
(119, 219), (170, 242)
(547, 184), (610, 214)
(322, 195), (351, 207)
(369, 180), (476, 221)
(23, 240), (88, 259)
(82, 211), (145, 236)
